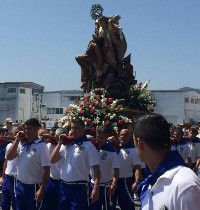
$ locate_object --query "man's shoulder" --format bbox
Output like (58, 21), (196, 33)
(162, 166), (200, 190)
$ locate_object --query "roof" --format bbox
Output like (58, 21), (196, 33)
(0, 82), (44, 91)
(44, 90), (83, 93)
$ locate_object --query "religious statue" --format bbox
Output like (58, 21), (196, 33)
(76, 4), (136, 98)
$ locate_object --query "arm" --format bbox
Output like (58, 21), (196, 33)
(193, 157), (200, 173)
(0, 159), (7, 186)
(90, 164), (100, 203)
(35, 166), (50, 202)
(187, 157), (192, 169)
(6, 132), (24, 160)
(132, 164), (142, 192)
(50, 134), (64, 163)
(107, 168), (119, 196)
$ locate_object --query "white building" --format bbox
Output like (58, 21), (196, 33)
(151, 90), (200, 125)
(42, 90), (83, 128)
(0, 82), (44, 124)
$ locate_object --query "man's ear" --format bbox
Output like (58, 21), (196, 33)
(137, 137), (144, 151)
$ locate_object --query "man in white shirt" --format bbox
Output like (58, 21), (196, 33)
(90, 125), (119, 210)
(133, 114), (200, 210)
(6, 118), (51, 210)
(51, 118), (100, 210)
(187, 127), (200, 172)
(43, 127), (67, 210)
(171, 127), (192, 168)
(115, 129), (141, 210)
(1, 125), (23, 210)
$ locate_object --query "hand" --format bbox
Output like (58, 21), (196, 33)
(131, 182), (138, 193)
(58, 134), (67, 146)
(193, 166), (199, 173)
(35, 188), (44, 203)
(90, 188), (99, 203)
(0, 178), (4, 186)
(16, 131), (25, 143)
(107, 185), (116, 196)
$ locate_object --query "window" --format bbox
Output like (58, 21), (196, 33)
(47, 108), (63, 114)
(20, 88), (26, 94)
(7, 88), (16, 93)
(184, 97), (189, 103)
(61, 96), (81, 101)
(191, 98), (195, 104)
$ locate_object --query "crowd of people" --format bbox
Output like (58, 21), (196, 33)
(0, 115), (200, 210)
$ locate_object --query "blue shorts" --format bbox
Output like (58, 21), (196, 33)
(43, 177), (61, 210)
(1, 174), (17, 210)
(59, 180), (88, 210)
(16, 180), (43, 210)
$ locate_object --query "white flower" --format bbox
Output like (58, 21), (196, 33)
(113, 114), (116, 118)
(110, 116), (114, 120)
(84, 122), (87, 126)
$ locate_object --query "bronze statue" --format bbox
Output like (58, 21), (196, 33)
(76, 4), (136, 98)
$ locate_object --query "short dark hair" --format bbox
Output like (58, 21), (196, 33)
(71, 118), (85, 128)
(96, 125), (112, 134)
(174, 128), (183, 136)
(134, 114), (171, 150)
(189, 127), (198, 135)
(25, 118), (40, 128)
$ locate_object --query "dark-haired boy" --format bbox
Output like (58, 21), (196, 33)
(187, 128), (200, 172)
(7, 118), (51, 210)
(115, 129), (141, 210)
(133, 114), (200, 209)
(90, 126), (119, 210)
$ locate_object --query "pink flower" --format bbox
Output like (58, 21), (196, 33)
(91, 127), (96, 132)
(99, 102), (103, 106)
(87, 118), (92, 123)
(115, 107), (120, 111)
(65, 110), (68, 114)
(90, 108), (95, 113)
(104, 122), (109, 126)
(81, 110), (85, 114)
(84, 95), (89, 99)
(108, 98), (113, 102)
(105, 115), (109, 119)
(95, 95), (100, 98)
(85, 102), (90, 106)
(91, 100), (96, 105)
(74, 99), (78, 103)
(118, 120), (123, 125)
(107, 105), (111, 109)
(79, 103), (83, 107)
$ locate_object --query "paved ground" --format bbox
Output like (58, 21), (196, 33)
(0, 190), (141, 209)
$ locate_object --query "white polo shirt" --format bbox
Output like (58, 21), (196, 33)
(47, 143), (64, 180)
(59, 141), (99, 182)
(118, 147), (141, 178)
(171, 144), (191, 162)
(141, 166), (200, 210)
(90, 149), (119, 184)
(17, 138), (51, 184)
(5, 143), (18, 176)
(187, 141), (200, 163)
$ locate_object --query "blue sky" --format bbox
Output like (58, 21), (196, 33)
(0, 0), (199, 91)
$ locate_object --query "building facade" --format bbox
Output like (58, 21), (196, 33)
(151, 90), (200, 125)
(42, 90), (83, 127)
(0, 82), (44, 124)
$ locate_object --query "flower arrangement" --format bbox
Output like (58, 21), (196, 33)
(60, 89), (132, 134)
(121, 80), (156, 112)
